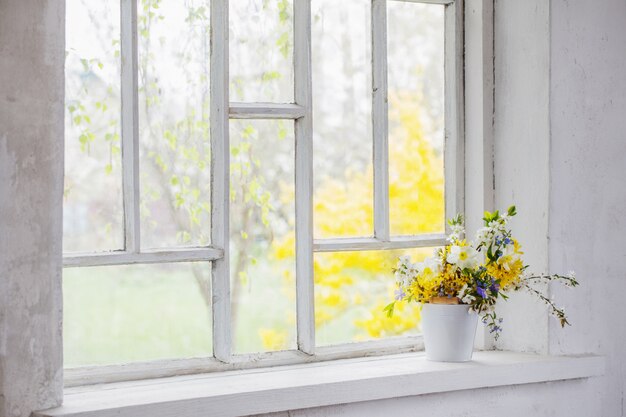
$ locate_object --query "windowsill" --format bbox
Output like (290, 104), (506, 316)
(36, 351), (604, 417)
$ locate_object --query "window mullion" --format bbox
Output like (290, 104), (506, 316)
(229, 103), (306, 119)
(294, 0), (315, 355)
(388, 0), (454, 5)
(372, 0), (390, 242)
(63, 247), (224, 268)
(210, 0), (232, 363)
(120, 0), (140, 253)
(444, 0), (465, 229)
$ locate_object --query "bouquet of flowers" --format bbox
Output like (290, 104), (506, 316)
(385, 206), (578, 339)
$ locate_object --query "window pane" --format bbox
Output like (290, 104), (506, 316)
(388, 2), (445, 235)
(315, 248), (437, 346)
(138, 0), (212, 249)
(64, 0), (123, 253)
(229, 0), (294, 102)
(230, 120), (296, 354)
(312, 0), (373, 239)
(64, 262), (212, 367)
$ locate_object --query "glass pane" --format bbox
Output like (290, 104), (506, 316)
(315, 248), (437, 346)
(388, 2), (446, 235)
(138, 0), (212, 249)
(230, 120), (296, 353)
(312, 0), (373, 239)
(64, 0), (123, 253)
(64, 262), (212, 367)
(229, 0), (294, 102)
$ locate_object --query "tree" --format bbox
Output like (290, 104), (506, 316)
(272, 92), (445, 346)
(64, 0), (446, 358)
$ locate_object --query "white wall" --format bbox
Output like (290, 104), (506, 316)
(0, 1), (65, 416)
(492, 0), (552, 354)
(548, 0), (626, 415)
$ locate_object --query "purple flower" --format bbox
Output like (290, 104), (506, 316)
(490, 325), (502, 334)
(394, 288), (406, 301)
(489, 278), (500, 293)
(476, 286), (487, 298)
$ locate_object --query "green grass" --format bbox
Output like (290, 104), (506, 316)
(63, 260), (298, 367)
(63, 255), (413, 367)
(64, 263), (213, 367)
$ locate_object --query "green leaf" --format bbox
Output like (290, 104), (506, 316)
(239, 270), (248, 286)
(175, 193), (185, 207)
(276, 32), (290, 58)
(261, 71), (282, 82)
(242, 125), (256, 138)
(176, 230), (191, 243)
(383, 302), (396, 318)
(164, 130), (177, 150)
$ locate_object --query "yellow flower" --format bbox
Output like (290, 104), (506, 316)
(355, 300), (422, 338)
(258, 328), (288, 351)
(271, 91), (444, 340)
(488, 240), (525, 290)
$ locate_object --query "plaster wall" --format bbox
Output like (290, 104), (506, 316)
(548, 0), (626, 416)
(492, 0), (552, 354)
(0, 1), (65, 416)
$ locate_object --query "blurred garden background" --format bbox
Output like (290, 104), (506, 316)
(63, 0), (446, 366)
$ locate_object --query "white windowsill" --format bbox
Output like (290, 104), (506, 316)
(36, 351), (605, 417)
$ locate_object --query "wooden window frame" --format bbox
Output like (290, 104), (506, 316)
(63, 0), (464, 386)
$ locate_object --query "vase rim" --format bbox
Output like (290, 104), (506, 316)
(422, 303), (472, 308)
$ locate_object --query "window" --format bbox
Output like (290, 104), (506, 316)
(63, 0), (463, 380)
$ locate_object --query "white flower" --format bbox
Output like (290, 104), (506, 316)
(447, 245), (481, 270)
(395, 256), (417, 286)
(447, 224), (465, 243)
(496, 244), (521, 271)
(416, 257), (442, 280)
(394, 270), (404, 284)
(475, 227), (493, 245)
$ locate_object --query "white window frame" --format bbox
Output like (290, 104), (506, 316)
(63, 0), (464, 386)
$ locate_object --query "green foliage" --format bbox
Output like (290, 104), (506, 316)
(383, 302), (395, 318)
(276, 32), (290, 59)
(447, 213), (464, 227)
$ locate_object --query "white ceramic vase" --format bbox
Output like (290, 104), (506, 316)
(421, 303), (478, 362)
